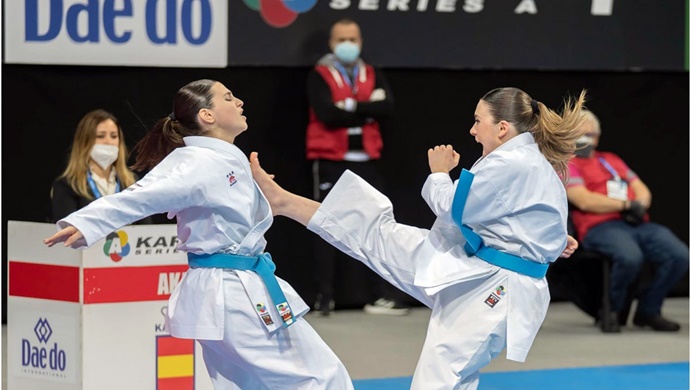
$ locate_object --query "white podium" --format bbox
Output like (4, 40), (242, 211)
(7, 221), (214, 390)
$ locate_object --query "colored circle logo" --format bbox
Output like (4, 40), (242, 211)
(243, 0), (317, 28)
(103, 231), (131, 262)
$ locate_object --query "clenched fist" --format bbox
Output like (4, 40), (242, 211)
(428, 145), (460, 174)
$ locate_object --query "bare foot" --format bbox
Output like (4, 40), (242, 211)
(250, 152), (288, 216)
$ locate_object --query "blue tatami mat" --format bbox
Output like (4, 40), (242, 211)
(352, 362), (690, 390)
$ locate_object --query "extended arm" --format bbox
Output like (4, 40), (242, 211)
(45, 152), (197, 248)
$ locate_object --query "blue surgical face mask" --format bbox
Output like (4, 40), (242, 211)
(333, 41), (361, 64)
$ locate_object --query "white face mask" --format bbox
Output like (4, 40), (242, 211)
(90, 144), (119, 170)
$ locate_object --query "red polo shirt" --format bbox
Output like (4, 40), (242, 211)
(567, 151), (642, 240)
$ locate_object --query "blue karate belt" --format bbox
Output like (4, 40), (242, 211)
(450, 168), (549, 279)
(187, 252), (295, 328)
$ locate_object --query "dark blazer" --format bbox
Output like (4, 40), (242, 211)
(50, 176), (152, 225)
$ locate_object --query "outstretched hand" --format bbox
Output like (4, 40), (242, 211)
(43, 225), (86, 249)
(559, 235), (578, 258)
(428, 145), (460, 174)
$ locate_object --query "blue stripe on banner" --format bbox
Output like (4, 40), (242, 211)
(352, 362), (689, 390)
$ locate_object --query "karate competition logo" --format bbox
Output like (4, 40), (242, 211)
(484, 285), (506, 308)
(156, 335), (195, 389)
(103, 230), (131, 262)
(243, 0), (317, 28)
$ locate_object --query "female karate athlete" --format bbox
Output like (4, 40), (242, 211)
(44, 79), (354, 390)
(248, 87), (585, 390)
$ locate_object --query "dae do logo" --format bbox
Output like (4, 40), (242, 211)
(25, 0), (214, 44)
(22, 318), (67, 373)
(6, 0), (227, 66)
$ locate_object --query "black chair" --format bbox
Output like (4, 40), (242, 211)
(547, 214), (636, 332)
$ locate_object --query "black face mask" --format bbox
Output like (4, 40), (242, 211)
(574, 142), (594, 158)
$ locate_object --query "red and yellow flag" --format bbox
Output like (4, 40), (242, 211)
(156, 336), (195, 390)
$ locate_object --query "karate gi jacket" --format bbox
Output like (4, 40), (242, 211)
(59, 136), (309, 340)
(419, 132), (568, 361)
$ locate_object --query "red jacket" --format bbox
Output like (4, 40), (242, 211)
(306, 64), (383, 160)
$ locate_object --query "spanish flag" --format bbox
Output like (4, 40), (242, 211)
(157, 336), (195, 389)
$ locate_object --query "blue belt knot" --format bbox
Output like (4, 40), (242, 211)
(188, 252), (295, 328)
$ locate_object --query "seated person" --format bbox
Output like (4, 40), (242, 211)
(566, 109), (688, 332)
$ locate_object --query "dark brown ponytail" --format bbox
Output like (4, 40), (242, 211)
(131, 79), (217, 171)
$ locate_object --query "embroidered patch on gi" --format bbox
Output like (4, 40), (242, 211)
(484, 285), (506, 308)
(256, 303), (274, 325)
(226, 171), (237, 187)
(277, 302), (294, 323)
(261, 314), (274, 325)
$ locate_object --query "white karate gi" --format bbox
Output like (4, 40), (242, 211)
(58, 136), (353, 390)
(307, 133), (568, 390)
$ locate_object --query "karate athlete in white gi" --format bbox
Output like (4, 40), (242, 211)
(44, 79), (354, 390)
(249, 87), (585, 390)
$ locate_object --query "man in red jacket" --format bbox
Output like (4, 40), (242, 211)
(306, 18), (410, 316)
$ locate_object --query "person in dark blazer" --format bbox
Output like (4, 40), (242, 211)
(51, 109), (151, 224)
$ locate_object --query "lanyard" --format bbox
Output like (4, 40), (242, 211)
(597, 157), (621, 181)
(87, 170), (120, 199)
(333, 62), (359, 94)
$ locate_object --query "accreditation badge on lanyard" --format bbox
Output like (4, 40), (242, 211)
(599, 157), (628, 201)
